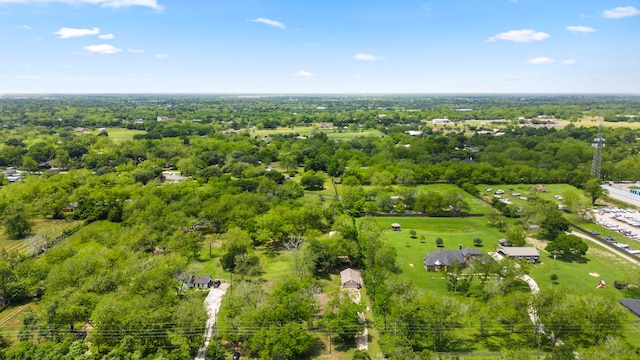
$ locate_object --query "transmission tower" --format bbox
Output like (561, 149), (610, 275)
(591, 119), (605, 179)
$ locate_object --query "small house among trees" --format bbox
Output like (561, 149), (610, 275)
(340, 268), (362, 289)
(193, 275), (214, 288)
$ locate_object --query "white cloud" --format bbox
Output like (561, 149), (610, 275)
(19, 24), (31, 29)
(84, 44), (122, 54)
(562, 59), (577, 65)
(353, 53), (381, 61)
(294, 70), (313, 78)
(249, 17), (286, 29)
(488, 29), (550, 42)
(603, 6), (640, 19)
(55, 27), (100, 39)
(155, 53), (168, 59)
(98, 33), (114, 39)
(527, 57), (555, 64)
(128, 48), (144, 53)
(566, 26), (595, 33)
(0, 0), (163, 10)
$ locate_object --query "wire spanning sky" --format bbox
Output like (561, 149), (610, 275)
(1, 0), (639, 93)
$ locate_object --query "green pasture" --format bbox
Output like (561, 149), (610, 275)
(363, 216), (503, 295)
(476, 183), (587, 209)
(95, 127), (146, 141)
(251, 127), (385, 140)
(0, 219), (83, 255)
(529, 240), (635, 294)
(0, 302), (37, 343)
(303, 182), (495, 215)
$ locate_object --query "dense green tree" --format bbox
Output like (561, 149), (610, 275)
(4, 209), (32, 239)
(546, 234), (588, 260)
(300, 171), (325, 190)
(583, 178), (607, 205)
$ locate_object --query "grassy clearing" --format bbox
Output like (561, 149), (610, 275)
(251, 128), (385, 140)
(364, 216), (502, 295)
(0, 219), (83, 255)
(0, 302), (37, 343)
(97, 127), (146, 141)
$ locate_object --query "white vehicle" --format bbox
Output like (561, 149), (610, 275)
(485, 188), (493, 192)
(553, 195), (563, 200)
(495, 189), (504, 195)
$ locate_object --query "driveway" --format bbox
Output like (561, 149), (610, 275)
(195, 283), (230, 360)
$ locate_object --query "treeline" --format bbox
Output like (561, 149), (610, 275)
(2, 95), (640, 130)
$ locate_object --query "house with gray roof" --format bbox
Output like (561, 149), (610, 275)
(423, 247), (483, 272)
(497, 246), (540, 263)
(340, 268), (362, 289)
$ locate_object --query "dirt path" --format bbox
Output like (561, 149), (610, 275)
(195, 284), (230, 360)
(343, 288), (368, 350)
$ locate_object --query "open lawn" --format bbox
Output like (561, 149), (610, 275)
(0, 219), (83, 255)
(251, 127), (385, 140)
(363, 216), (503, 295)
(476, 183), (587, 211)
(304, 183), (495, 215)
(528, 239), (637, 296)
(97, 127), (146, 141)
(0, 302), (37, 343)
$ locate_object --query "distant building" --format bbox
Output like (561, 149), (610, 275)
(432, 118), (451, 124)
(157, 116), (176, 122)
(405, 130), (423, 136)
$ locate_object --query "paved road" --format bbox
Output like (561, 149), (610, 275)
(195, 284), (230, 360)
(602, 185), (640, 208)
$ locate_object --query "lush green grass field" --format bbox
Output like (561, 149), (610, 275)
(0, 302), (37, 343)
(0, 219), (83, 255)
(96, 127), (146, 141)
(251, 127), (385, 140)
(362, 216), (503, 294)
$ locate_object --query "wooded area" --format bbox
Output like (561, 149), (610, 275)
(1, 95), (640, 359)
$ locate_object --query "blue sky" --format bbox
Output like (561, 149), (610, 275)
(1, 0), (639, 93)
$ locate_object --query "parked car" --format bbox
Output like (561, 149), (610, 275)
(233, 351), (241, 360)
(213, 279), (221, 288)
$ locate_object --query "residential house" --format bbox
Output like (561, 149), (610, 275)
(193, 275), (214, 289)
(497, 246), (540, 263)
(423, 247), (483, 272)
(340, 268), (362, 289)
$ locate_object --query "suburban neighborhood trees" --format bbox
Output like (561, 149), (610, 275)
(2, 95), (640, 358)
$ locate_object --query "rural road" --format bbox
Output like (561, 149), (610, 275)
(195, 283), (230, 360)
(601, 185), (640, 208)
